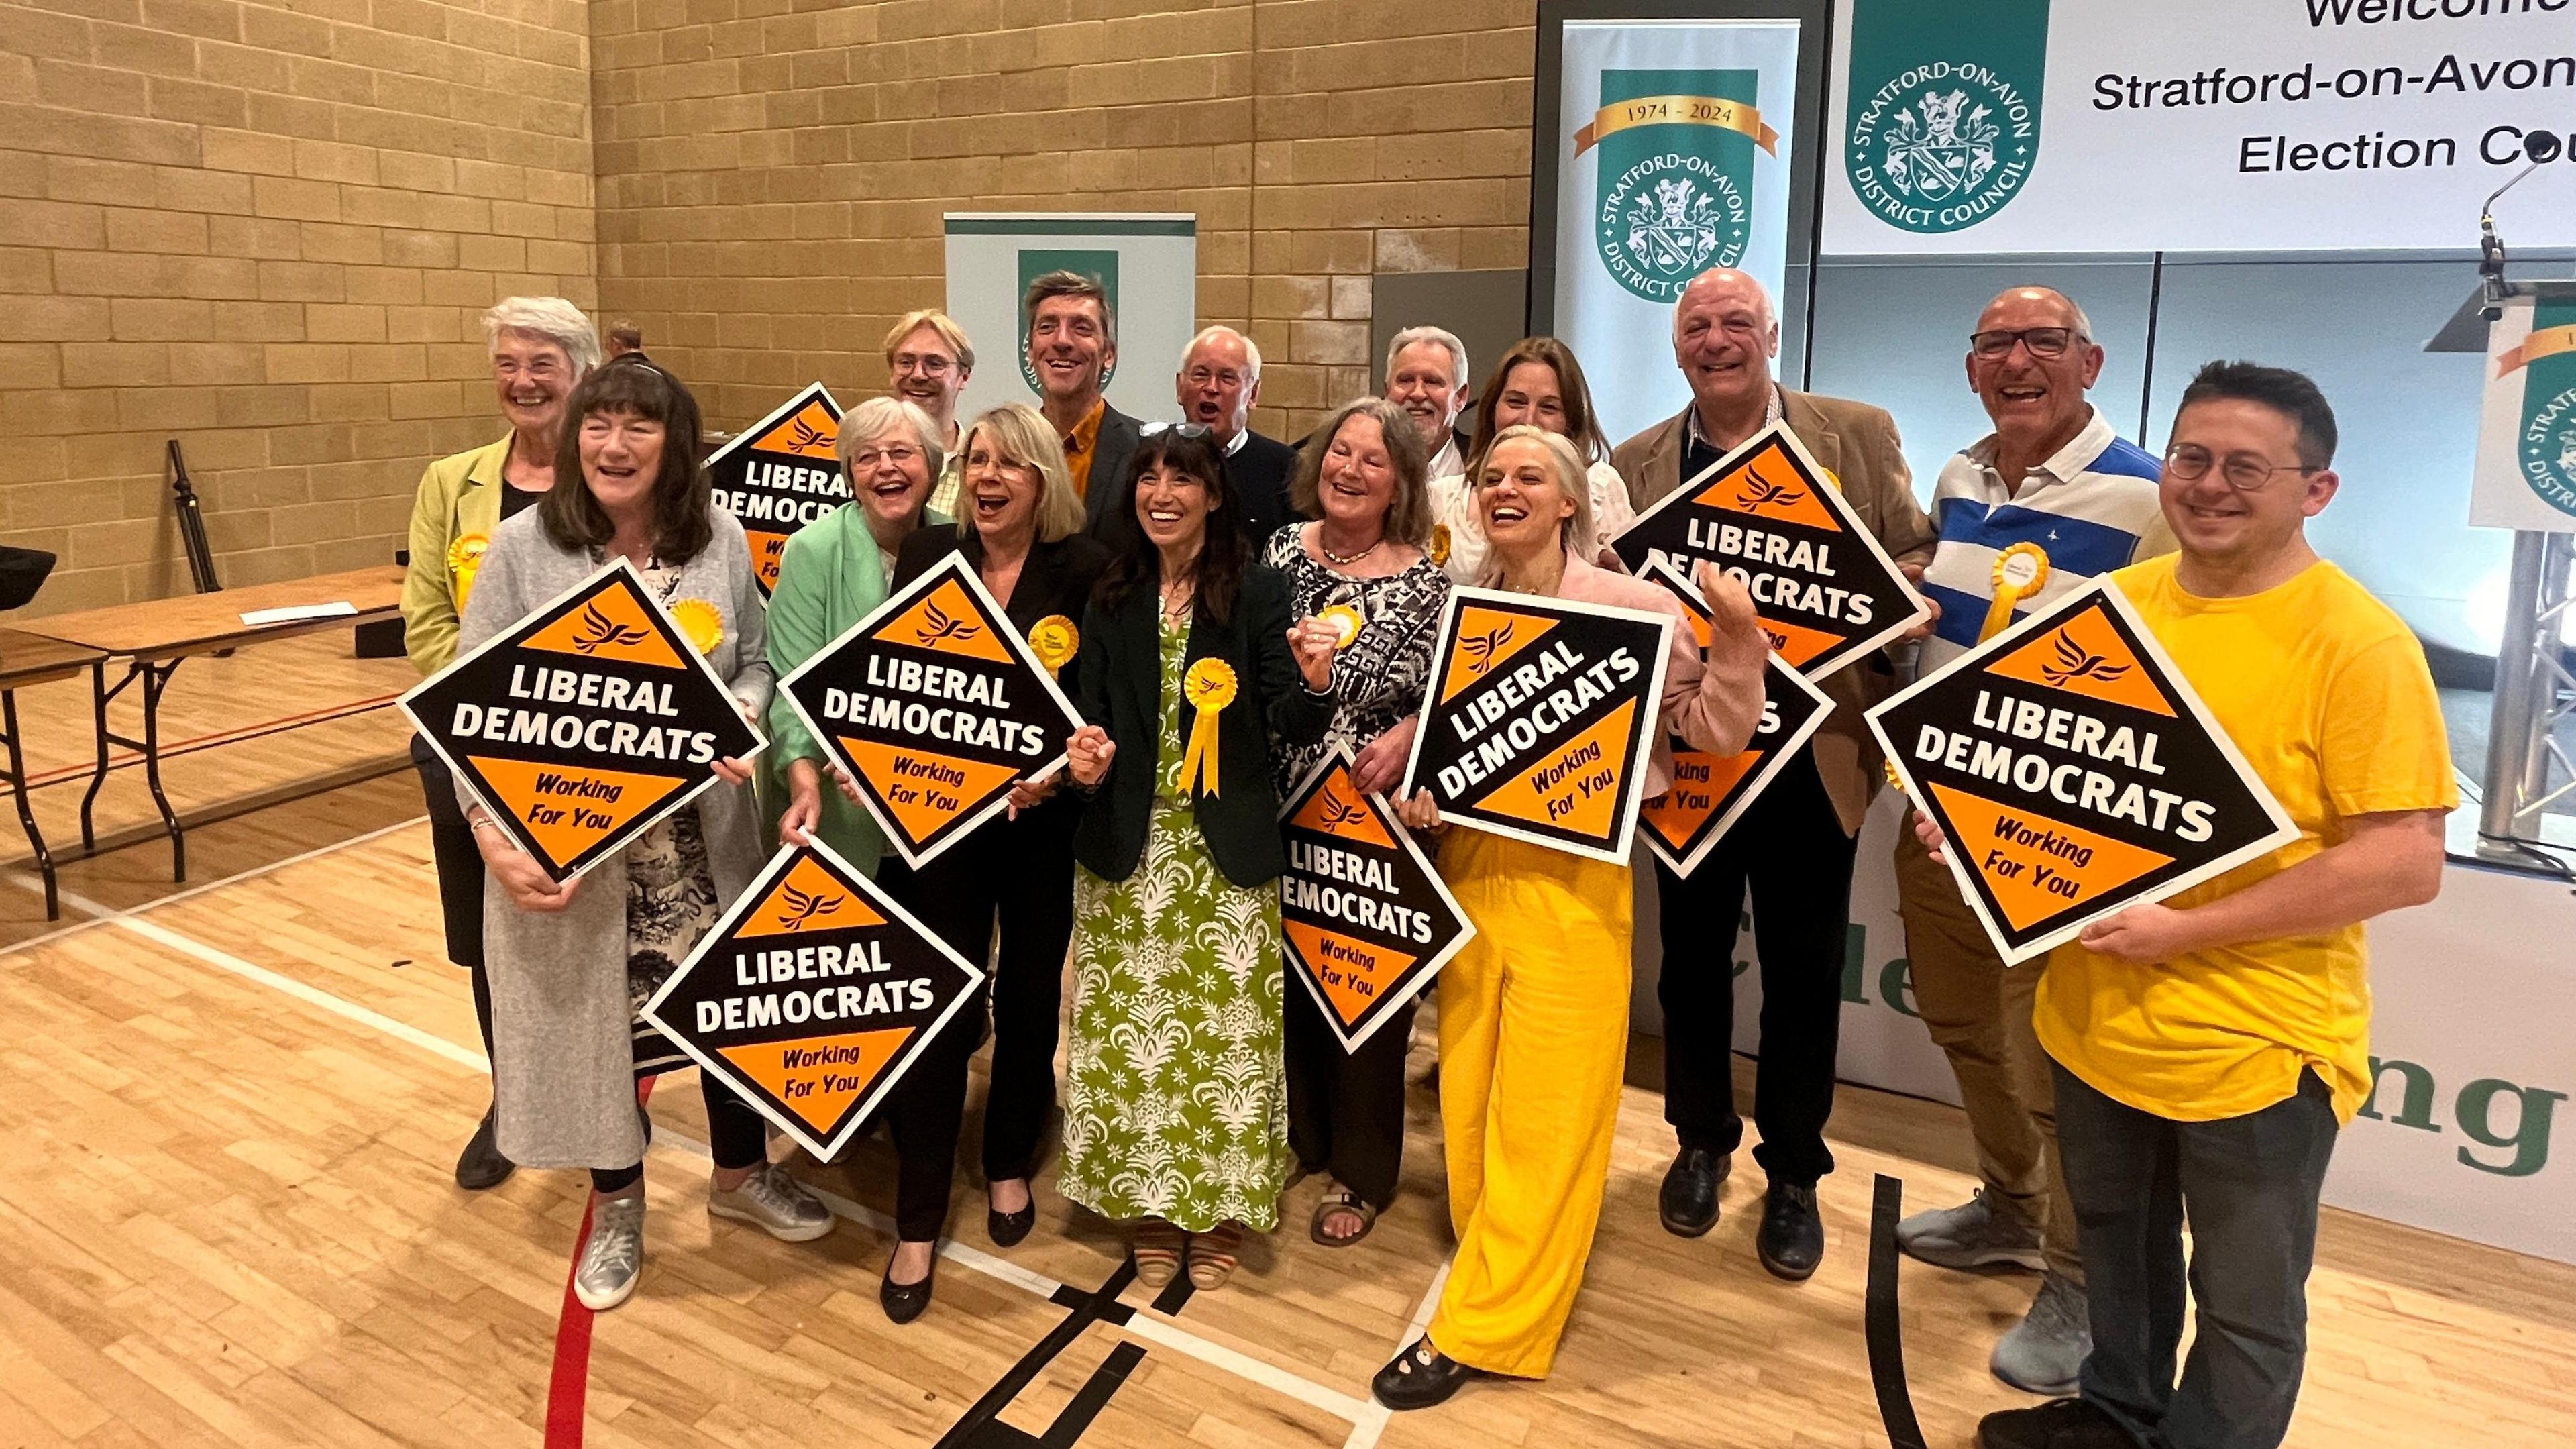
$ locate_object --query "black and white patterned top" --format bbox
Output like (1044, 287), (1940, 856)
(1261, 524), (1452, 795)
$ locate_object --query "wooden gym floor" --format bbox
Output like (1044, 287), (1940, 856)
(0, 635), (2569, 1448)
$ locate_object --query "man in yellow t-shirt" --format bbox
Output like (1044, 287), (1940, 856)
(1957, 362), (2455, 1449)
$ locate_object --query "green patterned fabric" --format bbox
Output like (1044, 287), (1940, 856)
(1060, 612), (1287, 1233)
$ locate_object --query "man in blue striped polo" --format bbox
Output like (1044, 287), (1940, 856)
(1893, 286), (2174, 1397)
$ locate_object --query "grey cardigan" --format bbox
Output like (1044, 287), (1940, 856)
(455, 506), (774, 1171)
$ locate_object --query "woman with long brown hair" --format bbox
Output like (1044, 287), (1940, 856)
(1426, 337), (1637, 583)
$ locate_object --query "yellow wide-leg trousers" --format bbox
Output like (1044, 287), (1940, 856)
(1427, 829), (1633, 1379)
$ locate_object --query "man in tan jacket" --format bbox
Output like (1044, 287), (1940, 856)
(1613, 268), (1934, 1281)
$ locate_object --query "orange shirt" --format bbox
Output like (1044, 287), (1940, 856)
(1061, 399), (1106, 500)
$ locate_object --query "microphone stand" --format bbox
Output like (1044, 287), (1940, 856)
(2479, 161), (2542, 321)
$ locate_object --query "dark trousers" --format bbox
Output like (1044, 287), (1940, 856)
(1285, 986), (1413, 1210)
(1653, 749), (1857, 1185)
(411, 736), (495, 1061)
(2054, 1059), (2339, 1449)
(876, 800), (1079, 1242)
(591, 1073), (769, 1193)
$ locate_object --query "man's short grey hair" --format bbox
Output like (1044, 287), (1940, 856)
(482, 297), (601, 374)
(1670, 269), (1776, 340)
(1385, 325), (1470, 396)
(1180, 325), (1262, 386)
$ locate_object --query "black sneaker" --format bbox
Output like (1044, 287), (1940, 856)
(1756, 1179), (1824, 1281)
(1978, 1397), (2133, 1449)
(1371, 1336), (1485, 1411)
(454, 1108), (514, 1191)
(1658, 1146), (1729, 1237)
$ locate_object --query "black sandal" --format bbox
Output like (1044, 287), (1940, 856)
(1372, 1336), (1483, 1411)
(1309, 1188), (1377, 1248)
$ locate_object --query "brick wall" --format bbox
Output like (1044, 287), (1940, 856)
(592, 0), (1536, 442)
(1, 0), (594, 614)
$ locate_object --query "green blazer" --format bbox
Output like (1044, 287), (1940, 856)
(400, 435), (512, 676)
(761, 502), (947, 874)
(1073, 564), (1334, 888)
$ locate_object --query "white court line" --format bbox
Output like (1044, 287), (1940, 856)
(4, 813), (432, 953)
(1342, 1256), (1454, 1449)
(40, 855), (1398, 1432)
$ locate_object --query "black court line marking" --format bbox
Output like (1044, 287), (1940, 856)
(1867, 1174), (1931, 1449)
(1149, 1272), (1195, 1317)
(940, 1252), (1199, 1449)
(1039, 1341), (1147, 1448)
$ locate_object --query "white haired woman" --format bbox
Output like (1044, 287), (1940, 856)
(400, 296), (600, 1192)
(764, 396), (949, 871)
(861, 404), (1114, 1321)
(1373, 426), (1769, 1410)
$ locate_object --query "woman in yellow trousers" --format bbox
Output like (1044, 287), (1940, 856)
(1378, 427), (1768, 1409)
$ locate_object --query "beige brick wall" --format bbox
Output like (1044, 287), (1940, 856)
(592, 0), (1536, 443)
(1, 0), (595, 614)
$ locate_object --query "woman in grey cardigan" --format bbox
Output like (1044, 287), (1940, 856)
(456, 360), (834, 1312)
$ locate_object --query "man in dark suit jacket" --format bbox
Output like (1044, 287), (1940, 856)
(1173, 325), (1301, 547)
(1613, 267), (1936, 1283)
(1024, 269), (1145, 544)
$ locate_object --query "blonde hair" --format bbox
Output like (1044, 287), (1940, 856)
(1475, 425), (1595, 583)
(882, 309), (975, 371)
(481, 297), (600, 374)
(957, 403), (1084, 544)
(837, 396), (945, 482)
(1291, 396), (1432, 547)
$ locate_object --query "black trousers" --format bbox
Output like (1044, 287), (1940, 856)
(1653, 747), (1858, 1185)
(591, 1073), (769, 1193)
(875, 799), (1079, 1242)
(1285, 985), (1413, 1210)
(411, 735), (495, 1061)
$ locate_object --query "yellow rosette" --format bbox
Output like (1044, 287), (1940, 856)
(1179, 657), (1238, 798)
(1028, 614), (1079, 678)
(1884, 758), (1904, 794)
(1428, 523), (1452, 568)
(447, 532), (489, 608)
(1318, 604), (1364, 651)
(1978, 542), (2052, 643)
(669, 598), (724, 656)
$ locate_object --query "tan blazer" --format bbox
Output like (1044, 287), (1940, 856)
(1611, 390), (1935, 837)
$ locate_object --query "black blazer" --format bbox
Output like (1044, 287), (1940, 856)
(1080, 403), (1146, 544)
(1073, 564), (1333, 888)
(1225, 430), (1303, 547)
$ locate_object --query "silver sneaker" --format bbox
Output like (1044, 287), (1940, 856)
(708, 1163), (836, 1243)
(1894, 1187), (2045, 1271)
(1991, 1271), (2091, 1395)
(575, 1194), (645, 1311)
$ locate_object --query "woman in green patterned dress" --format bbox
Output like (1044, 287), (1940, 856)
(1062, 429), (1341, 1289)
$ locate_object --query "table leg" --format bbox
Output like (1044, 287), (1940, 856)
(78, 660), (109, 853)
(1, 688), (56, 921)
(140, 661), (183, 881)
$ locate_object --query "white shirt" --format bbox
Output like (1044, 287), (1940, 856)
(1428, 458), (1638, 585)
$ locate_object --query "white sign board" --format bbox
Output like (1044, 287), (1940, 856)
(2471, 292), (2576, 532)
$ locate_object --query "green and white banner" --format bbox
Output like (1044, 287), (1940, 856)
(942, 213), (1195, 424)
(1550, 19), (1806, 445)
(2473, 294), (2576, 531)
(1828, 0), (2576, 255)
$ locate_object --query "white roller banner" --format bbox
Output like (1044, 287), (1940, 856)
(943, 214), (1196, 425)
(1550, 19), (1807, 446)
(1826, 0), (2576, 256)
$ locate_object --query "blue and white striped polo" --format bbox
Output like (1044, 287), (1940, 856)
(1917, 405), (2174, 674)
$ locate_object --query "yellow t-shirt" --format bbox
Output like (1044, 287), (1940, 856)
(2033, 555), (2457, 1124)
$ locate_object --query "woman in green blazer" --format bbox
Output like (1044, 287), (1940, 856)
(764, 396), (948, 869)
(1060, 429), (1339, 1291)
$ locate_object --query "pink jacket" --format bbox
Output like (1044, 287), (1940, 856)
(1549, 549), (1766, 796)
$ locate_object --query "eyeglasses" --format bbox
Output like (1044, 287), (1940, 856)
(891, 353), (955, 377)
(1968, 327), (2081, 360)
(1185, 367), (1247, 388)
(2161, 443), (2320, 491)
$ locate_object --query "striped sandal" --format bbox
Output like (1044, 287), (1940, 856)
(1132, 1218), (1183, 1288)
(1187, 1222), (1244, 1289)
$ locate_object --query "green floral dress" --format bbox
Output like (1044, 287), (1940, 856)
(1060, 612), (1289, 1232)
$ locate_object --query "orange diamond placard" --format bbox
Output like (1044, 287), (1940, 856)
(1401, 586), (1674, 863)
(1278, 749), (1474, 1053)
(400, 556), (764, 882)
(1610, 422), (1928, 680)
(1867, 582), (2298, 964)
(702, 382), (848, 598)
(641, 838), (985, 1159)
(1635, 560), (1837, 877)
(777, 553), (1084, 869)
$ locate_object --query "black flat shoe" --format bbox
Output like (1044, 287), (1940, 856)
(1372, 1336), (1485, 1411)
(1658, 1146), (1727, 1237)
(454, 1108), (515, 1191)
(987, 1181), (1036, 1247)
(881, 1249), (936, 1324)
(1978, 1397), (2132, 1449)
(1757, 1179), (1825, 1281)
